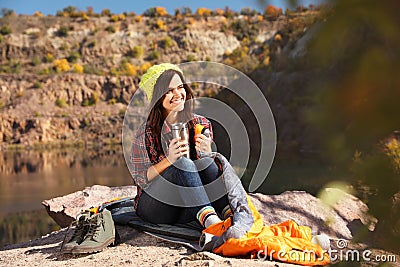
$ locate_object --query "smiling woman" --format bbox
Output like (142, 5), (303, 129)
(129, 63), (232, 228)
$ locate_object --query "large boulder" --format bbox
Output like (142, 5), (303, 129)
(250, 189), (376, 240)
(42, 185), (376, 240)
(42, 185), (136, 227)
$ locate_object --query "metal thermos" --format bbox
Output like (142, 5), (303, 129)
(171, 122), (190, 158)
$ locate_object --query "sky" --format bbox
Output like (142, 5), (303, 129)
(1, 0), (322, 16)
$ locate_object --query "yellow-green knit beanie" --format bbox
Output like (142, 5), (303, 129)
(139, 63), (183, 102)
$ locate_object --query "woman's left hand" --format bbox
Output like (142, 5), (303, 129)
(195, 134), (212, 153)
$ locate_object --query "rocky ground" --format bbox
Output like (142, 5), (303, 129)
(1, 223), (399, 267)
(0, 225), (306, 267)
(2, 185), (399, 267)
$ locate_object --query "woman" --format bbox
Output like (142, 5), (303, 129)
(130, 63), (232, 228)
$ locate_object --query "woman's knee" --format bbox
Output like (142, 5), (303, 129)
(174, 157), (197, 172)
(198, 159), (220, 180)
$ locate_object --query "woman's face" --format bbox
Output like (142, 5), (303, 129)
(162, 74), (186, 115)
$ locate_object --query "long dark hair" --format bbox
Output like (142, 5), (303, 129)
(146, 69), (194, 152)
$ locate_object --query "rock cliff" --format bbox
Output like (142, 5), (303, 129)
(0, 11), (320, 150)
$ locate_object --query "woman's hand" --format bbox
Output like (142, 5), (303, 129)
(167, 137), (189, 163)
(195, 134), (212, 153)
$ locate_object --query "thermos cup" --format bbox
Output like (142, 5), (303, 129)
(171, 122), (190, 158)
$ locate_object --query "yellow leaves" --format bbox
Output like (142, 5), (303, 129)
(274, 34), (282, 42)
(110, 14), (119, 22)
(385, 138), (400, 169)
(54, 59), (70, 73)
(262, 56), (270, 66)
(123, 62), (138, 76)
(224, 46), (248, 65)
(141, 62), (152, 73)
(156, 7), (168, 17)
(119, 13), (126, 21)
(33, 11), (44, 17)
(72, 64), (83, 74)
(111, 13), (126, 22)
(134, 15), (143, 22)
(82, 14), (89, 21)
(257, 15), (263, 22)
(264, 5), (283, 17)
(196, 8), (211, 17)
(156, 20), (167, 31)
(45, 53), (54, 63)
(215, 8), (224, 16)
(220, 16), (227, 24)
(224, 50), (232, 57)
(52, 60), (84, 74)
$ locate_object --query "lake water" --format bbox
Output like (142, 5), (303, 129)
(0, 147), (131, 248)
(0, 147), (336, 248)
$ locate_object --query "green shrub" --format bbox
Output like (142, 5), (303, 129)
(90, 92), (100, 105)
(180, 7), (192, 15)
(101, 8), (111, 17)
(33, 81), (42, 89)
(127, 46), (144, 58)
(82, 99), (90, 107)
(120, 57), (129, 65)
(88, 40), (96, 48)
(82, 93), (100, 106)
(60, 43), (69, 51)
(63, 6), (78, 16)
(34, 111), (41, 117)
(162, 36), (173, 49)
(148, 50), (161, 60)
(229, 20), (258, 41)
(67, 51), (80, 63)
(240, 7), (258, 16)
(83, 64), (103, 75)
(143, 7), (157, 17)
(82, 118), (90, 127)
(31, 57), (41, 66)
(38, 68), (51, 75)
(0, 60), (22, 74)
(133, 98), (144, 107)
(1, 8), (15, 17)
(0, 25), (12, 35)
(0, 101), (5, 109)
(55, 99), (67, 108)
(186, 54), (197, 62)
(119, 108), (126, 116)
(44, 54), (54, 63)
(105, 25), (116, 33)
(56, 26), (69, 37)
(108, 98), (117, 105)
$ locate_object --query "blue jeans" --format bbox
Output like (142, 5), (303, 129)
(136, 157), (229, 224)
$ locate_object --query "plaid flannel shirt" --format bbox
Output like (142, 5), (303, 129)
(129, 114), (213, 208)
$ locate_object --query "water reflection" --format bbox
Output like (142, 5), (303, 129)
(0, 147), (131, 248)
(0, 146), (336, 248)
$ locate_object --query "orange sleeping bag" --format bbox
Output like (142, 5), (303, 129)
(203, 196), (331, 266)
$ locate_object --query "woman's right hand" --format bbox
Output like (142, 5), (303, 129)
(167, 137), (189, 163)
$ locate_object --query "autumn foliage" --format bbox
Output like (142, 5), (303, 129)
(264, 5), (283, 17)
